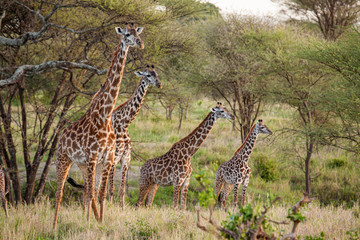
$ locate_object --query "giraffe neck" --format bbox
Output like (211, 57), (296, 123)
(90, 40), (129, 124)
(112, 78), (149, 130)
(233, 124), (258, 163)
(173, 112), (217, 157)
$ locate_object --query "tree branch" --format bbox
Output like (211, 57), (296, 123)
(0, 61), (108, 87)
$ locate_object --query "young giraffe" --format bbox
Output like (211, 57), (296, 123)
(53, 24), (144, 229)
(0, 167), (8, 217)
(136, 102), (234, 210)
(109, 65), (161, 208)
(215, 119), (272, 208)
(67, 65), (161, 209)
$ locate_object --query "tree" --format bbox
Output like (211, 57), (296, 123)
(197, 15), (272, 141)
(262, 25), (331, 195)
(277, 0), (360, 41)
(302, 29), (360, 153)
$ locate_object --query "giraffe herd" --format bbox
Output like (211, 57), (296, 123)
(0, 24), (272, 228)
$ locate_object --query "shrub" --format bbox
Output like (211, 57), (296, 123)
(326, 157), (348, 169)
(125, 218), (158, 240)
(252, 153), (278, 182)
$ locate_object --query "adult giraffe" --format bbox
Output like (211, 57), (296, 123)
(136, 102), (234, 210)
(215, 119), (272, 208)
(53, 24), (144, 229)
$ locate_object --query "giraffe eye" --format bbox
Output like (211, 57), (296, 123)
(125, 34), (130, 37)
(147, 75), (151, 78)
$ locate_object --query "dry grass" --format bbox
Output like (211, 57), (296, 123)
(0, 199), (358, 239)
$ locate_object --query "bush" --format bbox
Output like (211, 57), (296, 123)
(252, 153), (278, 182)
(326, 157), (348, 169)
(125, 218), (158, 240)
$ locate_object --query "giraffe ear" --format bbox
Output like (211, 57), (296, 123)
(115, 27), (124, 34)
(135, 71), (143, 77)
(136, 27), (144, 34)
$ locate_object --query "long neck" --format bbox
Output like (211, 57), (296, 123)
(112, 78), (149, 130)
(172, 112), (217, 157)
(90, 40), (129, 123)
(233, 124), (258, 162)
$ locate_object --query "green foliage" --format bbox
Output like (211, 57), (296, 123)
(194, 169), (216, 207)
(220, 203), (275, 240)
(304, 232), (325, 240)
(346, 228), (360, 240)
(326, 157), (348, 169)
(287, 208), (306, 222)
(253, 153), (278, 182)
(125, 218), (158, 240)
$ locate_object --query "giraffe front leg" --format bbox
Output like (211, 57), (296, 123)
(86, 153), (99, 224)
(241, 177), (250, 206)
(233, 182), (240, 208)
(108, 165), (116, 203)
(98, 150), (115, 222)
(53, 154), (73, 229)
(180, 176), (191, 210)
(173, 183), (181, 210)
(118, 142), (131, 210)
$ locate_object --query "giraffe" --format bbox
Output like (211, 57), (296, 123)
(0, 166), (8, 217)
(109, 65), (161, 208)
(67, 65), (161, 209)
(53, 23), (144, 229)
(136, 102), (234, 210)
(215, 119), (272, 208)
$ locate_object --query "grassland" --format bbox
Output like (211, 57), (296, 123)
(2, 99), (360, 239)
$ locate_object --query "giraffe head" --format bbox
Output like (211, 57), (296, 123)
(256, 119), (272, 135)
(115, 23), (144, 49)
(211, 102), (235, 120)
(135, 65), (162, 89)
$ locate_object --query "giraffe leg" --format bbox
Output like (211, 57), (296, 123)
(145, 184), (159, 208)
(136, 181), (151, 208)
(53, 153), (73, 229)
(220, 183), (232, 209)
(98, 150), (115, 222)
(118, 142), (131, 210)
(241, 177), (250, 206)
(0, 190), (8, 217)
(233, 182), (240, 208)
(214, 172), (224, 208)
(173, 183), (182, 210)
(108, 165), (116, 203)
(180, 176), (191, 210)
(85, 153), (100, 224)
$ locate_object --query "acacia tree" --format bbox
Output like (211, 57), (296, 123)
(0, 0), (207, 204)
(277, 0), (360, 41)
(198, 16), (271, 141)
(262, 25), (331, 195)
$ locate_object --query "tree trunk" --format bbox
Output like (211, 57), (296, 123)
(305, 136), (314, 195)
(178, 107), (183, 131)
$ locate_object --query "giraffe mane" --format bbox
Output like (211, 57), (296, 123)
(90, 40), (123, 106)
(113, 76), (144, 112)
(170, 112), (213, 149)
(233, 123), (257, 156)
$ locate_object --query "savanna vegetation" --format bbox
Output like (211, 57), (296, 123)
(1, 0), (360, 239)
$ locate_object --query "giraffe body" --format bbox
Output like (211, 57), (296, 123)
(53, 24), (144, 229)
(0, 167), (8, 217)
(108, 66), (161, 208)
(215, 119), (272, 208)
(136, 103), (234, 210)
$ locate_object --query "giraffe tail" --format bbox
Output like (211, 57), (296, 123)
(217, 193), (222, 208)
(67, 177), (85, 189)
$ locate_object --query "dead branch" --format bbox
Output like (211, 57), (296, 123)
(0, 61), (107, 87)
(196, 206), (229, 239)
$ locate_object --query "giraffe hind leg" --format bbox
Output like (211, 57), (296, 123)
(53, 153), (73, 229)
(145, 184), (159, 208)
(0, 191), (8, 217)
(220, 183), (232, 209)
(214, 173), (225, 208)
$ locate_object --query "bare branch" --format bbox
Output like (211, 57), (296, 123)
(0, 61), (108, 87)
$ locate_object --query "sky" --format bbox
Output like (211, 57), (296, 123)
(207, 0), (285, 17)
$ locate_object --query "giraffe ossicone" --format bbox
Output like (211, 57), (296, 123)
(215, 119), (272, 208)
(136, 102), (234, 210)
